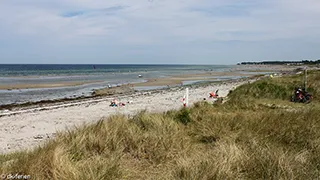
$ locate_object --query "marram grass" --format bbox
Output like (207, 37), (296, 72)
(1, 70), (320, 180)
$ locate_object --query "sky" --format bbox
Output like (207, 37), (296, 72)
(0, 0), (319, 64)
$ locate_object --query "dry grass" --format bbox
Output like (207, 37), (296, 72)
(1, 71), (320, 179)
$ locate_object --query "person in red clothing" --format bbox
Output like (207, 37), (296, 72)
(209, 89), (219, 98)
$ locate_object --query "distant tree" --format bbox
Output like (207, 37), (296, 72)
(238, 59), (320, 65)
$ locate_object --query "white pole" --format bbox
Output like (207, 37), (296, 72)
(186, 88), (189, 107)
(305, 68), (307, 91)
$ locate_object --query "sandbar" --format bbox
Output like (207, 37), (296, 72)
(0, 81), (103, 90)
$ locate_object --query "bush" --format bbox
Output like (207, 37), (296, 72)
(175, 108), (192, 125)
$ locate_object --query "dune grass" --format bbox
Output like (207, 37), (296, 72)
(1, 70), (320, 179)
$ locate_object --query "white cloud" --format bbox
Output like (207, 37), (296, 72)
(0, 0), (319, 63)
(1, 0), (320, 44)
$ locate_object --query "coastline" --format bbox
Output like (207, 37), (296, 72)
(0, 71), (256, 90)
(0, 75), (250, 114)
(0, 65), (291, 108)
(0, 65), (306, 154)
(0, 71), (265, 112)
(0, 75), (259, 154)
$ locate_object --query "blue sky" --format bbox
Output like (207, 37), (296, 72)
(0, 0), (319, 64)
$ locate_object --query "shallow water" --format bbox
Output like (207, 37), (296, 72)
(0, 64), (239, 105)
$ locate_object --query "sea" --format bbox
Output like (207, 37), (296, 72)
(0, 64), (240, 105)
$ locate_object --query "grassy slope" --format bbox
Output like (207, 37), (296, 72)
(1, 71), (320, 180)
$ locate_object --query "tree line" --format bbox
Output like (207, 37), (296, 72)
(238, 59), (320, 65)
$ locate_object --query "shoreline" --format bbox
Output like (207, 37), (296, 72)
(0, 64), (301, 107)
(0, 67), (297, 112)
(0, 72), (258, 109)
(0, 75), (262, 154)
(1, 62), (309, 113)
(0, 71), (257, 90)
(0, 74), (261, 113)
(0, 64), (296, 91)
(0, 65), (306, 154)
(0, 80), (104, 90)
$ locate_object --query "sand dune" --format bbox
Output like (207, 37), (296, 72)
(0, 79), (254, 154)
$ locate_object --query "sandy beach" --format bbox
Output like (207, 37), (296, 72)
(0, 64), (304, 154)
(0, 78), (256, 154)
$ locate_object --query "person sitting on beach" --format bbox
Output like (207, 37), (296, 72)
(110, 99), (118, 107)
(110, 101), (117, 107)
(110, 99), (126, 107)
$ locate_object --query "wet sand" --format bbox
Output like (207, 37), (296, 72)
(0, 64), (295, 91)
(133, 72), (256, 87)
(0, 81), (103, 90)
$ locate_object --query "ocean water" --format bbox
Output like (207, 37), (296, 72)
(0, 64), (235, 105)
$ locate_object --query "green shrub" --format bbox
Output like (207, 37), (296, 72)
(175, 108), (192, 125)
